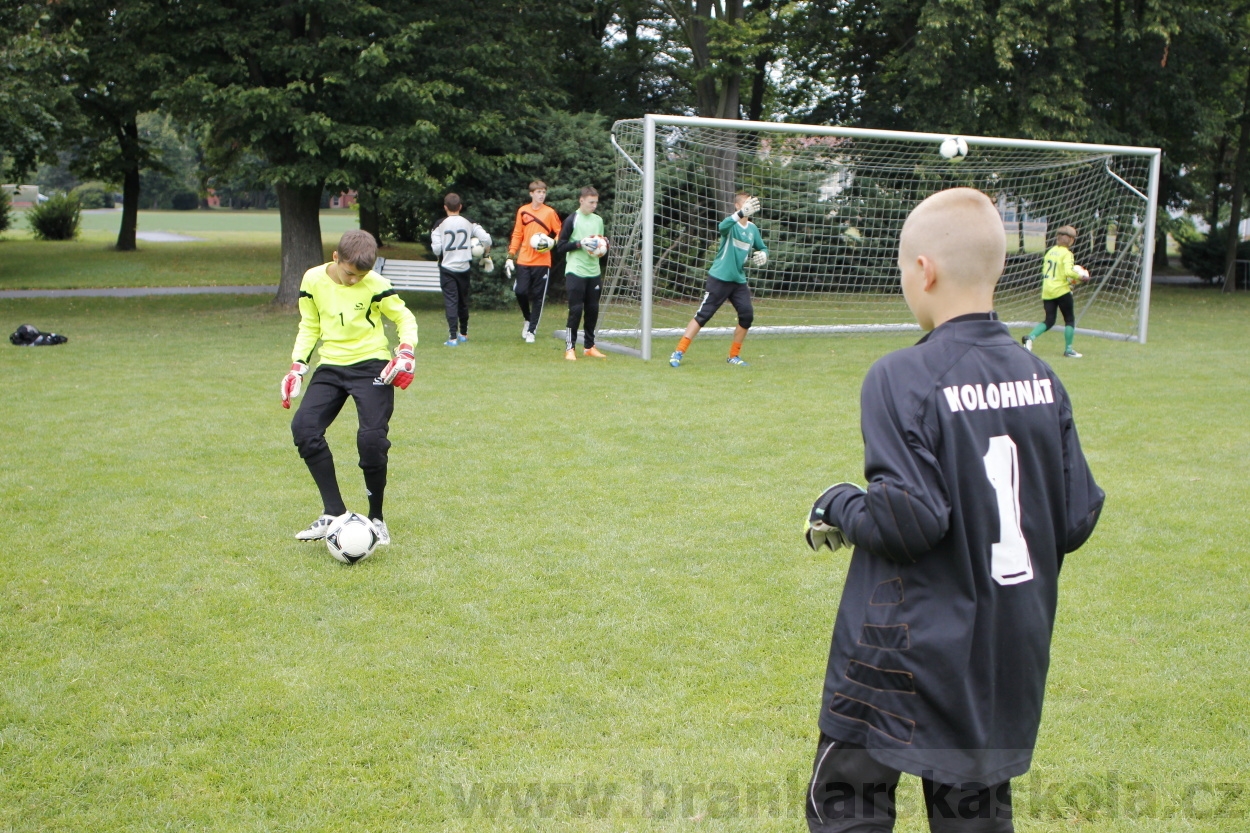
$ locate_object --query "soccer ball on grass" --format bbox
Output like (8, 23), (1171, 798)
(939, 136), (969, 161)
(325, 512), (379, 564)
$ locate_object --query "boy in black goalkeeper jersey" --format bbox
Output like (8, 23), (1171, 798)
(802, 189), (1104, 832)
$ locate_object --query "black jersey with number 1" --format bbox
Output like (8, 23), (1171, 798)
(814, 313), (1104, 786)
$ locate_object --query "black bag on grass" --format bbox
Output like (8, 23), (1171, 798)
(10, 324), (68, 346)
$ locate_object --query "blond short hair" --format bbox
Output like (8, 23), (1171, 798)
(337, 229), (378, 271)
(901, 188), (1005, 288)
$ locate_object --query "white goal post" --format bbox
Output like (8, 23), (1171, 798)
(592, 115), (1161, 359)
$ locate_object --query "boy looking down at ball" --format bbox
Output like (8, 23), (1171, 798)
(280, 229), (418, 546)
(803, 188), (1104, 832)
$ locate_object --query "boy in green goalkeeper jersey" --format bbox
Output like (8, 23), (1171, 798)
(669, 191), (768, 367)
(554, 185), (608, 360)
(280, 230), (419, 545)
(1023, 225), (1089, 358)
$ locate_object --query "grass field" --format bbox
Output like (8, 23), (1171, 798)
(1, 275), (1247, 831)
(0, 210), (426, 290)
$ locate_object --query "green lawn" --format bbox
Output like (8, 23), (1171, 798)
(1, 281), (1247, 831)
(0, 210), (427, 290)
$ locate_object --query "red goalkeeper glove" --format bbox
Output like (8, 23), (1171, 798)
(380, 343), (415, 389)
(280, 362), (308, 409)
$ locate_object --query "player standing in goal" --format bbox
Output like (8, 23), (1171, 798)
(1023, 225), (1088, 358)
(505, 180), (562, 344)
(431, 193), (491, 347)
(280, 229), (418, 546)
(555, 186), (609, 360)
(803, 189), (1103, 832)
(669, 191), (767, 367)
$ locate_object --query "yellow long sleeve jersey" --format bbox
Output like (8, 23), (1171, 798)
(291, 264), (418, 366)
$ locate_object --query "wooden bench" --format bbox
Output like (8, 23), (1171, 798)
(375, 258), (441, 293)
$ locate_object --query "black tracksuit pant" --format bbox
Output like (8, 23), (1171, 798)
(290, 360), (393, 518)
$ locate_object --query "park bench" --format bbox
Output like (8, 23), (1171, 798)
(374, 257), (441, 293)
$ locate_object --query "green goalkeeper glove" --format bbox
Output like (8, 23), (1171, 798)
(803, 483), (863, 552)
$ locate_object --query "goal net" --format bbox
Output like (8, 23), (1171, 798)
(593, 116), (1160, 359)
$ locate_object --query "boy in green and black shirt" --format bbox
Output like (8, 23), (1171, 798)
(555, 186), (609, 360)
(670, 191), (768, 367)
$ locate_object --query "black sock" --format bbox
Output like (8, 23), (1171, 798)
(363, 465), (386, 520)
(305, 449), (347, 516)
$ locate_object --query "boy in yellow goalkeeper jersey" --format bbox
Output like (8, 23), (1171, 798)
(1023, 225), (1089, 358)
(280, 230), (419, 545)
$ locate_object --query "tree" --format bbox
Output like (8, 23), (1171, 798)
(41, 0), (177, 250)
(172, 0), (565, 305)
(0, 4), (76, 182)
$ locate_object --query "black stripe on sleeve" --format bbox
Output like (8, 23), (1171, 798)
(299, 291), (313, 299)
(372, 289), (397, 303)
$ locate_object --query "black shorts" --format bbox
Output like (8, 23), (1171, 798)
(693, 276), (753, 328)
(1042, 292), (1075, 329)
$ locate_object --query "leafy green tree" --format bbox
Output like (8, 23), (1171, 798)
(41, 0), (176, 250)
(0, 4), (77, 182)
(171, 1), (564, 305)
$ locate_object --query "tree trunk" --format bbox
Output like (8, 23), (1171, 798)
(1223, 67), (1250, 294)
(115, 117), (141, 251)
(747, 0), (771, 122)
(1211, 135), (1227, 230)
(358, 186), (381, 246)
(275, 182), (325, 306)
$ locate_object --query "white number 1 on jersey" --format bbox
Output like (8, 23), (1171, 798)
(982, 435), (1034, 585)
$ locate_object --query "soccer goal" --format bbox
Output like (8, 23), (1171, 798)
(594, 115), (1161, 359)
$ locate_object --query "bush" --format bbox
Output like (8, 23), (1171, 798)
(1178, 227), (1250, 282)
(27, 194), (82, 241)
(0, 189), (11, 235)
(69, 181), (115, 209)
(171, 190), (199, 210)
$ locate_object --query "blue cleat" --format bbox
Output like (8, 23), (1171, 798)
(727, 355), (748, 366)
(669, 350), (683, 368)
(443, 339), (459, 347)
(457, 334), (467, 344)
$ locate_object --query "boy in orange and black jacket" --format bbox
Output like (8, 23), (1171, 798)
(505, 180), (562, 343)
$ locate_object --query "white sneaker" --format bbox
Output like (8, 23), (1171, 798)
(370, 519), (390, 546)
(524, 331), (536, 343)
(1022, 336), (1033, 353)
(522, 323), (530, 340)
(295, 514), (336, 541)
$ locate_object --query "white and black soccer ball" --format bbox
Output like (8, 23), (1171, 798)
(325, 512), (379, 564)
(530, 232), (553, 253)
(939, 136), (969, 162)
(587, 235), (609, 258)
(470, 237), (485, 258)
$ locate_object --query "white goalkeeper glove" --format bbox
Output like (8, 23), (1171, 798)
(750, 250), (767, 267)
(736, 196), (761, 219)
(280, 362), (308, 409)
(480, 256), (495, 273)
(379, 343), (415, 390)
(504, 258), (515, 278)
(803, 483), (864, 552)
(579, 236), (599, 253)
(530, 232), (554, 252)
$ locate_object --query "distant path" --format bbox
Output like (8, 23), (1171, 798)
(0, 285), (277, 298)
